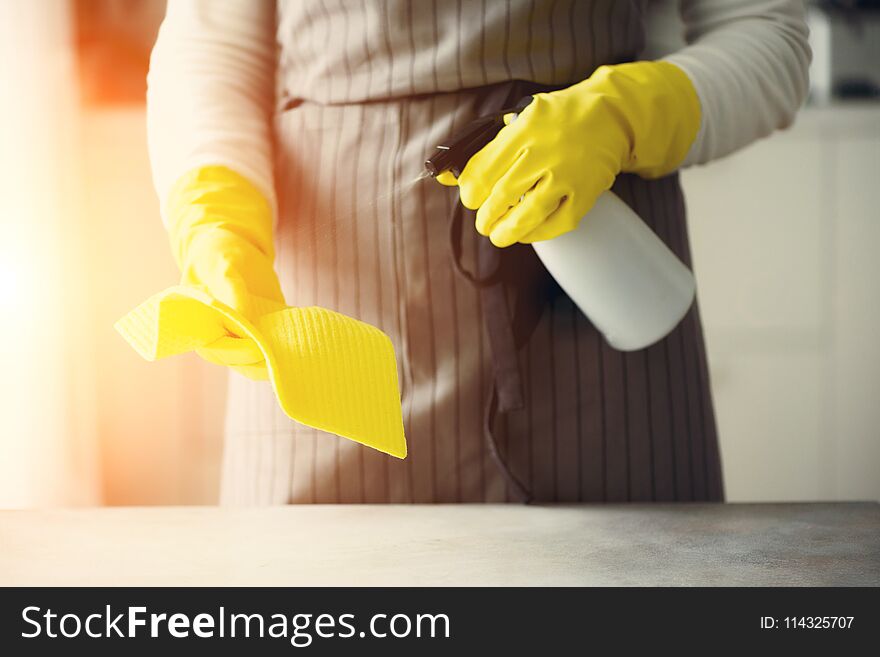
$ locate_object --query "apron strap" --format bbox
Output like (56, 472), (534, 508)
(446, 79), (564, 502)
(484, 384), (532, 503)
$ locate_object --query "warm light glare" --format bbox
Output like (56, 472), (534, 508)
(0, 249), (28, 311)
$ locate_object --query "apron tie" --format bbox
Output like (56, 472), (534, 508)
(445, 80), (564, 502)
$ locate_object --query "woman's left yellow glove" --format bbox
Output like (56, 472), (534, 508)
(115, 164), (407, 457)
(439, 61), (701, 247)
(166, 166), (285, 379)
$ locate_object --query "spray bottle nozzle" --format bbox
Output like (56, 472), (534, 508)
(424, 96), (534, 179)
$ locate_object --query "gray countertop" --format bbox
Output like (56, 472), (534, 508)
(1, 503), (877, 586)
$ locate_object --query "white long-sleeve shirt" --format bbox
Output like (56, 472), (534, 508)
(147, 0), (811, 223)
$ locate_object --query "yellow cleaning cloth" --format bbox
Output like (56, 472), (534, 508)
(115, 286), (406, 459)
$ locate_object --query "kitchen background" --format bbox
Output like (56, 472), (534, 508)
(1, 0), (877, 507)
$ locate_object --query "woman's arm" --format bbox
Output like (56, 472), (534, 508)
(144, 0), (283, 378)
(664, 0), (811, 166)
(147, 0), (277, 222)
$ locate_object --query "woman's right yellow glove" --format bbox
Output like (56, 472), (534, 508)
(166, 165), (285, 379)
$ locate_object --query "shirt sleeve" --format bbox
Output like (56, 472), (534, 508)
(663, 0), (812, 166)
(146, 0), (277, 223)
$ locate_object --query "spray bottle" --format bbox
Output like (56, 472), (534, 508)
(425, 97), (695, 351)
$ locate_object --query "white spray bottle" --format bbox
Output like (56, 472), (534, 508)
(425, 98), (695, 351)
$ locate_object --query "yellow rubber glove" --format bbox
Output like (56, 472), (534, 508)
(115, 165), (407, 457)
(438, 61), (701, 247)
(166, 166), (285, 380)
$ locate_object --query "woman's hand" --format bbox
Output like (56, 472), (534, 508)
(167, 165), (285, 379)
(440, 61), (701, 247)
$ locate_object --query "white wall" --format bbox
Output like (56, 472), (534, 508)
(0, 1), (101, 507)
(79, 107), (225, 505)
(683, 105), (880, 502)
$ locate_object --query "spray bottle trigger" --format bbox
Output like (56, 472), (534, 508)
(423, 96), (535, 179)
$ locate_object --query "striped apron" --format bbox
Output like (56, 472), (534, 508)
(220, 0), (725, 504)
